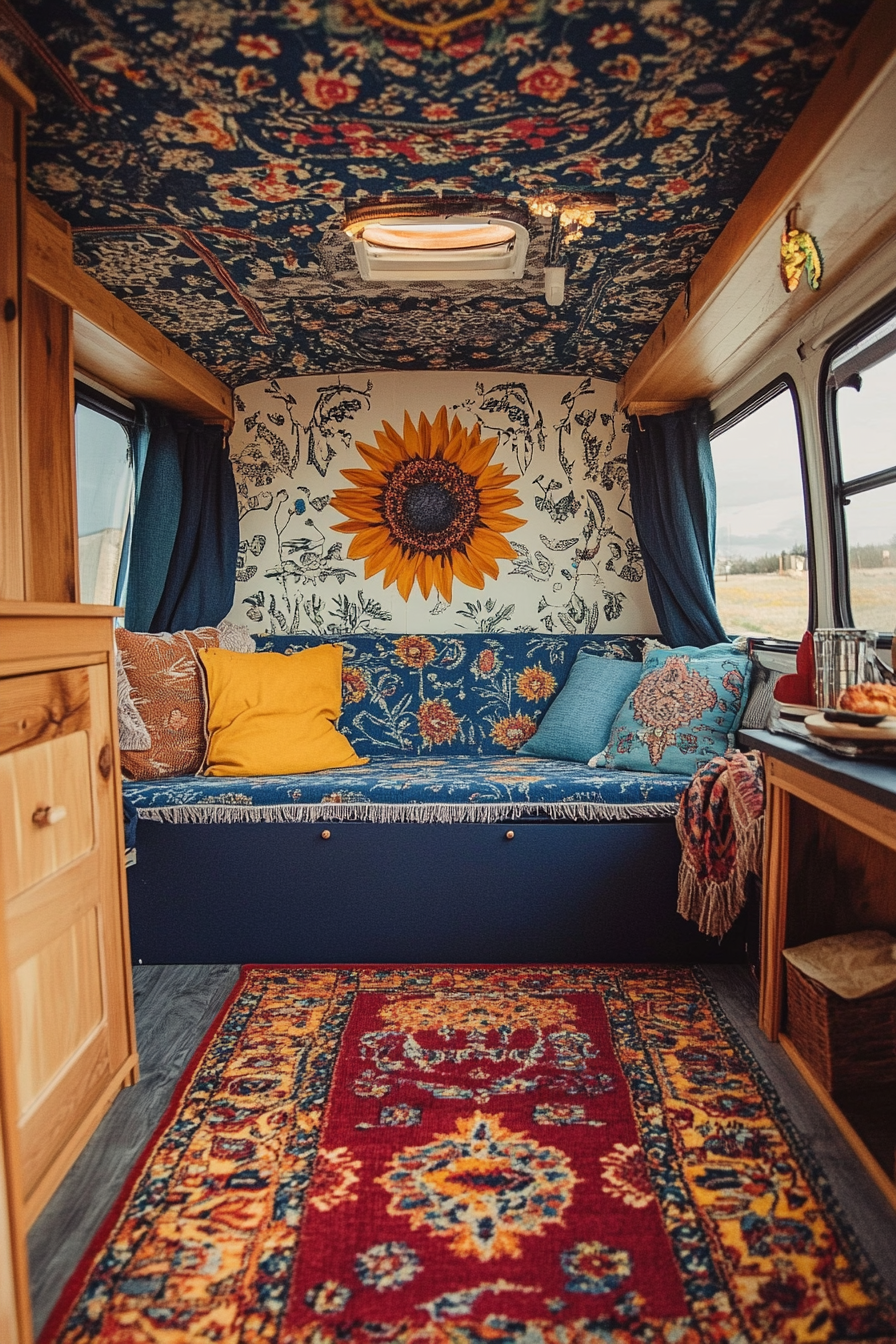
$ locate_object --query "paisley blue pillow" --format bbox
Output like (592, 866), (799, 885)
(589, 643), (752, 774)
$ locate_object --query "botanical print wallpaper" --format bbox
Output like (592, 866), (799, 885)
(225, 372), (658, 637)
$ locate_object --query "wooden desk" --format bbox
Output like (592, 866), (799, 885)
(741, 729), (896, 1208)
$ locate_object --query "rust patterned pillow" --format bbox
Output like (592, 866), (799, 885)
(115, 627), (221, 780)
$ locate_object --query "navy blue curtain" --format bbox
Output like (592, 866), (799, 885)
(627, 404), (727, 648)
(125, 407), (239, 633)
(125, 407), (182, 631)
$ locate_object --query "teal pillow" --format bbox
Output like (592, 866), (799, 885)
(519, 652), (642, 764)
(590, 643), (752, 774)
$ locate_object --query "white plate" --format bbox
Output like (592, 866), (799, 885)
(774, 701), (817, 719)
(804, 712), (896, 741)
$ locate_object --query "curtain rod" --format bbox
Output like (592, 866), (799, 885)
(74, 367), (136, 412)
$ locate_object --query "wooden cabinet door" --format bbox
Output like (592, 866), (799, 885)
(0, 661), (137, 1224)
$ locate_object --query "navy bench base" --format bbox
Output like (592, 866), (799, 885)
(127, 817), (744, 965)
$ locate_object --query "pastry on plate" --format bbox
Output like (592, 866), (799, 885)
(838, 681), (896, 716)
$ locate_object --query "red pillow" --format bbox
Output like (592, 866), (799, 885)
(773, 631), (815, 707)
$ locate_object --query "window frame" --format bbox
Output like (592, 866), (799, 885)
(709, 373), (815, 647)
(74, 380), (136, 609)
(820, 288), (896, 636)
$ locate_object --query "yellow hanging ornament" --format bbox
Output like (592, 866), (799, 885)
(780, 214), (823, 294)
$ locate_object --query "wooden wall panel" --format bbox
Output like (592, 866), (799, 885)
(617, 0), (896, 409)
(26, 197), (233, 426)
(24, 281), (78, 604)
(0, 97), (25, 601)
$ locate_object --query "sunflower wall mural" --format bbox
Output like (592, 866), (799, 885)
(226, 371), (657, 637)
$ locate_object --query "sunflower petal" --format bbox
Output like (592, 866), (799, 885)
(396, 560), (418, 601)
(442, 424), (471, 464)
(332, 499), (383, 524)
(433, 554), (453, 603)
(477, 464), (519, 486)
(466, 541), (500, 580)
(482, 514), (527, 533)
(380, 421), (408, 456)
(340, 468), (386, 488)
(382, 545), (407, 589)
(452, 550), (486, 589)
(403, 411), (421, 458)
(473, 529), (519, 559)
(356, 441), (393, 472)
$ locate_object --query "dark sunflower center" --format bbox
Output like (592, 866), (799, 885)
(401, 482), (458, 534)
(381, 457), (480, 556)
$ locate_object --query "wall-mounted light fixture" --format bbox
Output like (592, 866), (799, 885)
(528, 193), (616, 241)
(528, 193), (616, 306)
(343, 196), (530, 282)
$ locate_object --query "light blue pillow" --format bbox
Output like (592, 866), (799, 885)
(518, 652), (643, 764)
(590, 643), (753, 774)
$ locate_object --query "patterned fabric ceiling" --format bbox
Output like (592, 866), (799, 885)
(3, 0), (870, 388)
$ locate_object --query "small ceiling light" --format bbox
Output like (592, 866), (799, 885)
(528, 192), (616, 242)
(343, 196), (530, 282)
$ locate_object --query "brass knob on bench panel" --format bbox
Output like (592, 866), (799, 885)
(320, 829), (331, 840)
(505, 830), (515, 840)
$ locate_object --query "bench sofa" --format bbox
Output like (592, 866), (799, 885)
(124, 631), (745, 965)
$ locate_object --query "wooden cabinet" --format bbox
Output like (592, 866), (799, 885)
(742, 729), (896, 1212)
(0, 606), (138, 1228)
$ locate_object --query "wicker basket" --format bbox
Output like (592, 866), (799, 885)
(785, 960), (896, 1093)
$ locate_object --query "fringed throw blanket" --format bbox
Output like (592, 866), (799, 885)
(676, 750), (765, 938)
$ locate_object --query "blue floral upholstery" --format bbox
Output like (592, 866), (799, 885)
(123, 755), (686, 824)
(255, 632), (646, 757)
(123, 633), (691, 822)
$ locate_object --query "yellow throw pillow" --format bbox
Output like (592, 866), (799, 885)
(199, 644), (368, 777)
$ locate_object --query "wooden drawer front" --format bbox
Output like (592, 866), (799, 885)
(0, 731), (95, 899)
(12, 904), (104, 1120)
(0, 667), (90, 755)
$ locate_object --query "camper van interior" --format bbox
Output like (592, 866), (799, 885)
(1, 0), (896, 1339)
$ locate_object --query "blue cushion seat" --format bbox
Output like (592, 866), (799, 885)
(123, 755), (689, 823)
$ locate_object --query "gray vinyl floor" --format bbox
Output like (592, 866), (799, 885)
(27, 963), (896, 1335)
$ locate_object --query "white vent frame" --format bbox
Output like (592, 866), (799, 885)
(350, 213), (530, 283)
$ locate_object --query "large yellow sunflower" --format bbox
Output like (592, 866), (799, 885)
(330, 406), (526, 603)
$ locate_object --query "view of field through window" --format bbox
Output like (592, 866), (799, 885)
(833, 336), (896, 637)
(711, 389), (809, 640)
(75, 403), (132, 606)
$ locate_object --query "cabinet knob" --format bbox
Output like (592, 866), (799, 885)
(98, 743), (113, 780)
(33, 804), (67, 828)
(320, 829), (331, 840)
(505, 830), (515, 840)
(3, 297), (15, 323)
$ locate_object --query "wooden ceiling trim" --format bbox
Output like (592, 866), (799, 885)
(0, 60), (35, 114)
(617, 0), (896, 410)
(25, 195), (233, 425)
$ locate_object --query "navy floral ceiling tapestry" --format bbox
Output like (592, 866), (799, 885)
(3, 0), (870, 385)
(225, 372), (657, 636)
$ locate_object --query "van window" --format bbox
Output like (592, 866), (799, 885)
(710, 384), (809, 640)
(827, 308), (896, 637)
(75, 401), (133, 606)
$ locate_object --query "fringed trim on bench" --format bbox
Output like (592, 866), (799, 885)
(134, 799), (681, 825)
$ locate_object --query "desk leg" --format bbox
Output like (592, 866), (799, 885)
(759, 780), (790, 1040)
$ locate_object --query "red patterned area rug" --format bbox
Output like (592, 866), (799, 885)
(42, 966), (896, 1344)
